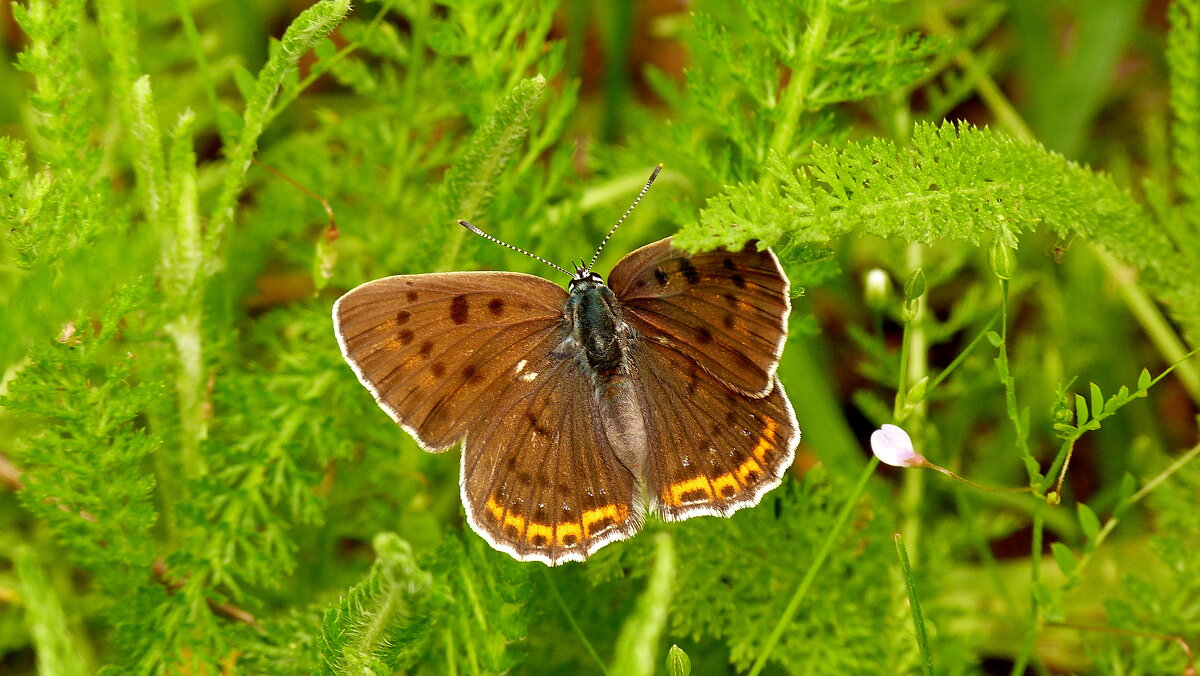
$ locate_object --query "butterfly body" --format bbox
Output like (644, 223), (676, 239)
(334, 237), (800, 565)
(565, 272), (632, 380)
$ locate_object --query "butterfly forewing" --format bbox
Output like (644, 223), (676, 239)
(628, 341), (799, 521)
(332, 272), (567, 449)
(608, 238), (790, 397)
(460, 350), (641, 565)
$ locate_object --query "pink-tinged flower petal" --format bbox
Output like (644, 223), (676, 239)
(871, 424), (926, 468)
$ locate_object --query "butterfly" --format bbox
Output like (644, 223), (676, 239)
(332, 166), (799, 565)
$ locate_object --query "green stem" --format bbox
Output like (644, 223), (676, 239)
(927, 2), (1200, 408)
(900, 245), (928, 559)
(766, 0), (832, 159)
(1096, 248), (1200, 405)
(748, 458), (879, 676)
(926, 311), (1001, 393)
(1010, 499), (1045, 676)
(1074, 440), (1200, 575)
(174, 0), (224, 143)
(543, 569), (609, 676)
(920, 3), (1034, 143)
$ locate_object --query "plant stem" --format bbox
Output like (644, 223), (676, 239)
(1074, 440), (1200, 575)
(1095, 248), (1200, 405)
(900, 244), (928, 559)
(748, 458), (878, 676)
(767, 0), (831, 160)
(544, 569), (609, 676)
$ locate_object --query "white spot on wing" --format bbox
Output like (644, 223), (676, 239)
(515, 359), (527, 373)
(520, 371), (539, 382)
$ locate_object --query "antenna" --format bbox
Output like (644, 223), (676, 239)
(458, 220), (572, 278)
(585, 164), (663, 273)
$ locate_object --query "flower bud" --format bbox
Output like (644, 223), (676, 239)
(864, 268), (890, 311)
(988, 240), (1017, 280)
(903, 268), (926, 303)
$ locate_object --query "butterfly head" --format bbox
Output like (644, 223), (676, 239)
(568, 268), (605, 295)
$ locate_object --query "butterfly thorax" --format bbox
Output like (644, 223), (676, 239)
(567, 272), (631, 380)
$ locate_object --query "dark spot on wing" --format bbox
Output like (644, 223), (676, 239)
(406, 291), (418, 302)
(562, 533), (578, 546)
(720, 484), (737, 498)
(462, 364), (479, 381)
(723, 257), (736, 270)
(653, 268), (668, 285)
(488, 298), (505, 316)
(723, 293), (738, 307)
(731, 273), (747, 289)
(696, 327), (713, 343)
(398, 329), (414, 345)
(679, 258), (700, 284)
(526, 411), (550, 435)
(723, 313), (735, 329)
(635, 280), (646, 289)
(419, 341), (434, 358)
(516, 471), (531, 486)
(431, 362), (446, 377)
(396, 310), (411, 324)
(450, 294), (469, 324)
(530, 533), (549, 547)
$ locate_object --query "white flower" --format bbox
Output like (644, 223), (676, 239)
(871, 424), (927, 468)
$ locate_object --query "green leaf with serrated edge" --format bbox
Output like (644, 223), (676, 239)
(1089, 383), (1104, 420)
(1077, 503), (1101, 541)
(1138, 368), (1152, 391)
(1075, 393), (1088, 426)
(1050, 542), (1076, 577)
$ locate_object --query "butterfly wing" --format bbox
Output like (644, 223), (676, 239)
(629, 342), (799, 521)
(333, 271), (641, 564)
(607, 237), (790, 397)
(459, 350), (642, 565)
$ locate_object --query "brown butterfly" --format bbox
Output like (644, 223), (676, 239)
(333, 166), (799, 565)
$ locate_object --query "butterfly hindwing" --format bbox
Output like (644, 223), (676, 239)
(459, 351), (642, 565)
(628, 340), (799, 521)
(332, 272), (568, 450)
(607, 237), (790, 397)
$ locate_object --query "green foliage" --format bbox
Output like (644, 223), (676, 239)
(1, 0), (1199, 673)
(318, 533), (433, 674)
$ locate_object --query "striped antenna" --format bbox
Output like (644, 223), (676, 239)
(584, 164), (663, 273)
(458, 220), (572, 278)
